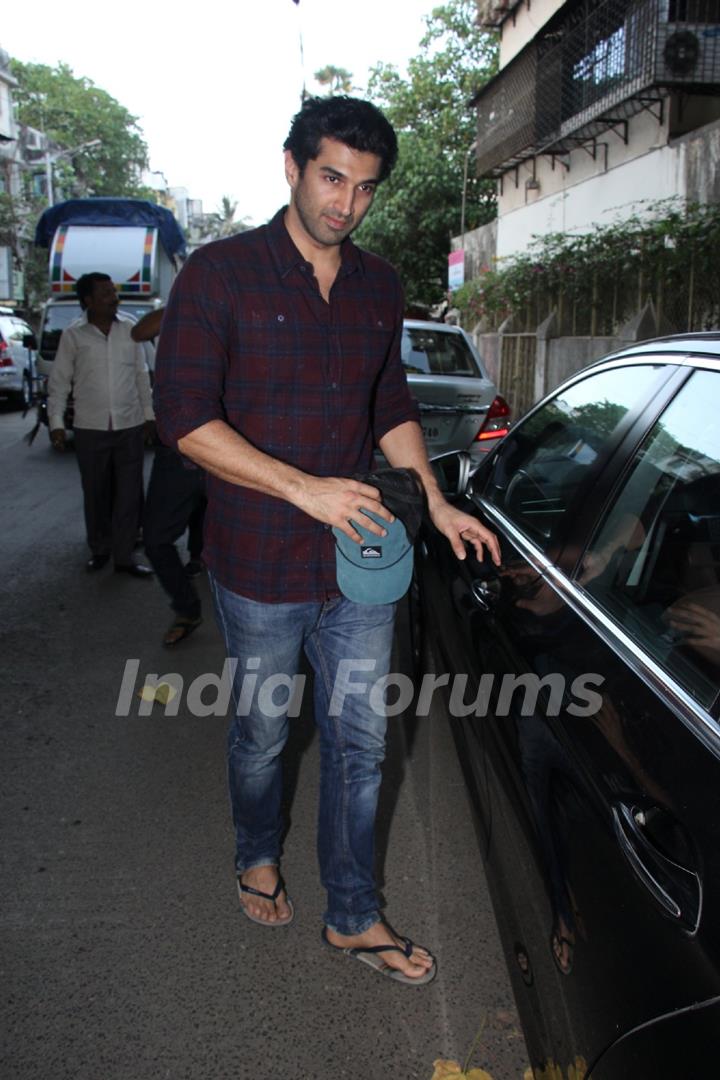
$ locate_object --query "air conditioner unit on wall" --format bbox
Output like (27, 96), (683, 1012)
(656, 19), (720, 85)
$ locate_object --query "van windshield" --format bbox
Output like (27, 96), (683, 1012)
(40, 301), (156, 361)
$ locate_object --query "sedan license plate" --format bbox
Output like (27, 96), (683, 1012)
(422, 418), (452, 447)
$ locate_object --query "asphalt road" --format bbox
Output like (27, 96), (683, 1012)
(0, 404), (529, 1080)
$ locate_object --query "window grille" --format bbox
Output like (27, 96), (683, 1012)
(474, 0), (720, 177)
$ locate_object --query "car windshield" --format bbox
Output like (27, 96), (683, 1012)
(402, 327), (480, 377)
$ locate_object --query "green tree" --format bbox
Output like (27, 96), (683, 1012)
(197, 195), (251, 243)
(10, 59), (151, 198)
(356, 0), (498, 305)
(314, 65), (355, 95)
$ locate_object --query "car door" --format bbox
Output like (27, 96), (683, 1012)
(421, 358), (720, 1077)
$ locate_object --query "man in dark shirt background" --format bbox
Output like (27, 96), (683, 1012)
(154, 96), (499, 984)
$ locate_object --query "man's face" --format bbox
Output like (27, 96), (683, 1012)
(85, 279), (119, 319)
(285, 137), (382, 249)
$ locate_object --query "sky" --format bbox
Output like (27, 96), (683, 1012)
(2, 0), (437, 226)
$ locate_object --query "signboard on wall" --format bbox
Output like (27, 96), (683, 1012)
(448, 250), (465, 291)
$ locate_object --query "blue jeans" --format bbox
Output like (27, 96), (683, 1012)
(210, 575), (396, 936)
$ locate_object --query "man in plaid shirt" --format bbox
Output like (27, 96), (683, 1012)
(155, 96), (499, 984)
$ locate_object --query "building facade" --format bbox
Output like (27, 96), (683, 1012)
(459, 1), (720, 416)
(473, 0), (720, 258)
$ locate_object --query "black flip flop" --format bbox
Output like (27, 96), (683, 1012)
(238, 877), (294, 927)
(321, 927), (436, 985)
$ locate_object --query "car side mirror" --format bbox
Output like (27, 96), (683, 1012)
(23, 333), (38, 350)
(430, 450), (472, 497)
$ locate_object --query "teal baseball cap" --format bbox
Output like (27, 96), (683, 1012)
(332, 509), (414, 605)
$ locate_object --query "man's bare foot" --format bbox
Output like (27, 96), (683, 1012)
(324, 921), (435, 980)
(238, 865), (293, 925)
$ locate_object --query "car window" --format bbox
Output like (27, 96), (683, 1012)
(402, 327), (480, 377)
(480, 364), (664, 552)
(581, 369), (720, 709)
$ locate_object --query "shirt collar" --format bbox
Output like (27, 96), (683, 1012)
(266, 206), (364, 281)
(76, 311), (126, 328)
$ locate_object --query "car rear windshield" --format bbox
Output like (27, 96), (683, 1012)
(402, 327), (480, 378)
(0, 317), (33, 340)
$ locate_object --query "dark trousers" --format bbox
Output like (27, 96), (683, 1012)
(74, 425), (145, 565)
(143, 445), (206, 619)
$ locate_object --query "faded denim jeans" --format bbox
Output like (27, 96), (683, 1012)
(210, 575), (396, 936)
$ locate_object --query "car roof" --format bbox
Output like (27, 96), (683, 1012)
(403, 319), (465, 334)
(590, 332), (720, 365)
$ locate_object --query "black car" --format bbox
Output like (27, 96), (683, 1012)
(416, 335), (720, 1078)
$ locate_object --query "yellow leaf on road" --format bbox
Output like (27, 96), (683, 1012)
(431, 1062), (464, 1079)
(138, 682), (177, 704)
(430, 1061), (494, 1080)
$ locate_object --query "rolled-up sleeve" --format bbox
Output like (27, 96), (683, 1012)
(134, 343), (155, 421)
(371, 276), (420, 444)
(153, 249), (233, 449)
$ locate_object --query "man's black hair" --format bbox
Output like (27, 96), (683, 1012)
(283, 96), (398, 182)
(76, 272), (113, 308)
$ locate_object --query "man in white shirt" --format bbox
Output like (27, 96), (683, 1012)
(48, 272), (155, 576)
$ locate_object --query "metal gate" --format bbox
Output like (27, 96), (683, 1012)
(499, 334), (537, 420)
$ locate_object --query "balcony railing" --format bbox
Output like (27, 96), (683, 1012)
(473, 0), (720, 177)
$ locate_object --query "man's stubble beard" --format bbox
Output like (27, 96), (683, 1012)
(293, 186), (359, 249)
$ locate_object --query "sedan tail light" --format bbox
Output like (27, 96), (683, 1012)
(475, 394), (511, 441)
(0, 338), (12, 367)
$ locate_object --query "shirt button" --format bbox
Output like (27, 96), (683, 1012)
(331, 382), (337, 389)
(277, 314), (285, 322)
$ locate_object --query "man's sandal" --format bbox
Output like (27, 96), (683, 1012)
(320, 927), (437, 985)
(237, 878), (294, 927)
(162, 616), (202, 648)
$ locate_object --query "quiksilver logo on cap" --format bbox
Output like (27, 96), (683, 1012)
(361, 546), (382, 559)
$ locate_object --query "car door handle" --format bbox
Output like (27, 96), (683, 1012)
(612, 802), (702, 933)
(470, 577), (501, 611)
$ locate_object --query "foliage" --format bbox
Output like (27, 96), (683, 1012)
(199, 195), (252, 241)
(3, 58), (156, 313)
(430, 1062), (493, 1079)
(0, 182), (54, 316)
(453, 200), (720, 335)
(10, 59), (151, 198)
(314, 65), (355, 95)
(355, 0), (498, 306)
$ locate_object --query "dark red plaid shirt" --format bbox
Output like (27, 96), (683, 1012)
(154, 208), (419, 602)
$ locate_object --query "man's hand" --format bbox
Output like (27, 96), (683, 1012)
(50, 428), (66, 452)
(143, 420), (158, 447)
(665, 598), (720, 662)
(429, 499), (501, 566)
(293, 477), (394, 543)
